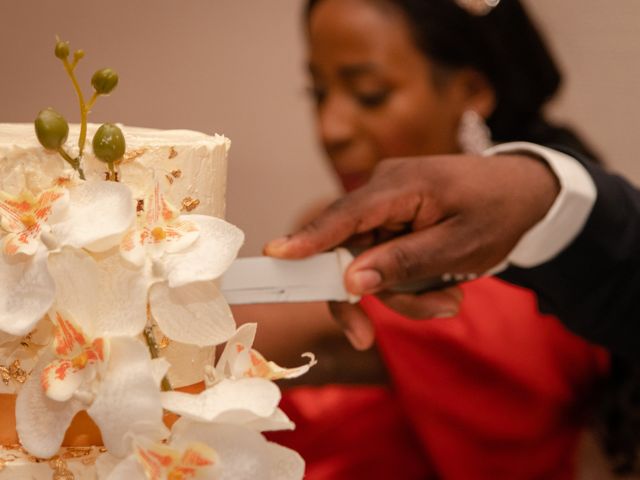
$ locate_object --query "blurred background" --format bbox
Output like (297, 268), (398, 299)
(1, 0), (639, 255)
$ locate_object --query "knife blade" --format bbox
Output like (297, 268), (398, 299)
(220, 248), (360, 305)
(220, 248), (473, 305)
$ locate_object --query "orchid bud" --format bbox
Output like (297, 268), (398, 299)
(92, 123), (126, 163)
(34, 108), (69, 150)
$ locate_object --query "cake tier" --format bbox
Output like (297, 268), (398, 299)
(0, 123), (230, 389)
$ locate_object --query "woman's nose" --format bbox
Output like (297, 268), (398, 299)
(318, 93), (356, 151)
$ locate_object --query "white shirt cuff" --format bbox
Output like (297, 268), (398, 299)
(484, 142), (597, 268)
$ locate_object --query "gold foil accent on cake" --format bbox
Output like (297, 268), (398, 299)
(157, 335), (170, 350)
(168, 147), (178, 159)
(50, 456), (74, 480)
(20, 332), (34, 348)
(148, 324), (170, 350)
(136, 199), (145, 213)
(165, 169), (183, 185)
(0, 445), (105, 475)
(181, 197), (200, 212)
(0, 360), (28, 386)
(122, 148), (147, 163)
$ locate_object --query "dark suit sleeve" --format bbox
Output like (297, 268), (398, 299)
(499, 155), (640, 358)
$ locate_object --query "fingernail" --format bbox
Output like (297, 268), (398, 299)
(350, 269), (382, 294)
(263, 236), (290, 255)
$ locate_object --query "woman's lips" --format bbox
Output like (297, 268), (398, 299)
(338, 172), (370, 192)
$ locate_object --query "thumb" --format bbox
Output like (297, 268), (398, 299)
(344, 220), (466, 295)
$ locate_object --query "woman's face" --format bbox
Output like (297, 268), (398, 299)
(307, 0), (470, 191)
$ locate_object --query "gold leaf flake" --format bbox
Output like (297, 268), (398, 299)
(122, 148), (147, 163)
(181, 197), (200, 212)
(168, 147), (178, 159)
(0, 360), (28, 386)
(171, 169), (182, 178)
(50, 456), (74, 480)
(165, 174), (174, 185)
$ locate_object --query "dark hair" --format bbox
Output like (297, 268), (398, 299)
(305, 0), (598, 160)
(306, 0), (640, 475)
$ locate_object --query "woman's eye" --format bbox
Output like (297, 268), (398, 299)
(306, 85), (327, 105)
(356, 90), (390, 108)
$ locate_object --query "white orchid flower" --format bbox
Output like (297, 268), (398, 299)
(212, 323), (317, 383)
(161, 323), (317, 433)
(98, 420), (304, 480)
(15, 250), (166, 459)
(0, 181), (135, 336)
(161, 376), (294, 433)
(120, 183), (244, 346)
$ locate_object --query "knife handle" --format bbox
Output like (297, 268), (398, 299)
(388, 272), (478, 295)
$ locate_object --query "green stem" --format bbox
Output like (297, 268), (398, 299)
(143, 326), (173, 392)
(56, 147), (86, 180)
(61, 58), (88, 157)
(86, 91), (99, 112)
(107, 161), (116, 181)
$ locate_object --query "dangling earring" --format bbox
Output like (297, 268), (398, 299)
(457, 110), (492, 155)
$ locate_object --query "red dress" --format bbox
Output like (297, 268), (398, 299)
(269, 278), (609, 479)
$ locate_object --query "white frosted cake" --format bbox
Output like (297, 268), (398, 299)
(0, 124), (309, 479)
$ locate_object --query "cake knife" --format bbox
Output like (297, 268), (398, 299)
(220, 248), (465, 305)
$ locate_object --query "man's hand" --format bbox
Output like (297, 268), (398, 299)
(264, 154), (559, 349)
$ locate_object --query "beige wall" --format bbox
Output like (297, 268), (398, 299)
(1, 1), (639, 254)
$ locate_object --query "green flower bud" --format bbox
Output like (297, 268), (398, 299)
(54, 40), (70, 59)
(91, 68), (119, 95)
(92, 123), (126, 163)
(34, 108), (69, 150)
(73, 49), (85, 62)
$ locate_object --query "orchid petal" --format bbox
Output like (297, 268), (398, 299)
(47, 249), (100, 335)
(244, 408), (295, 433)
(49, 248), (149, 338)
(133, 437), (219, 480)
(52, 181), (135, 252)
(42, 312), (108, 401)
(161, 378), (280, 423)
(215, 323), (257, 379)
(96, 453), (125, 479)
(164, 215), (243, 288)
(92, 250), (149, 338)
(88, 337), (167, 457)
(172, 420), (303, 480)
(0, 248), (54, 336)
(41, 358), (90, 402)
(119, 229), (146, 268)
(172, 420), (269, 480)
(264, 442), (306, 480)
(150, 357), (171, 387)
(3, 230), (41, 256)
(103, 455), (146, 480)
(15, 354), (84, 458)
(150, 281), (235, 347)
(244, 351), (318, 381)
(0, 188), (68, 256)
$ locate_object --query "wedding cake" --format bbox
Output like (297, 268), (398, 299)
(0, 39), (310, 480)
